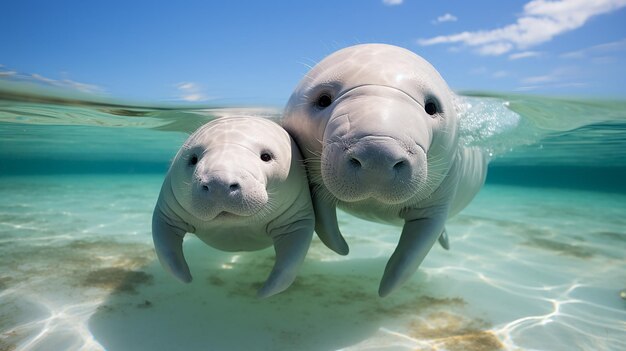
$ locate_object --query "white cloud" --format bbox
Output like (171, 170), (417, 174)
(433, 13), (458, 24)
(520, 66), (578, 85)
(478, 43), (514, 56)
(0, 66), (104, 94)
(60, 79), (102, 93)
(469, 66), (488, 75)
(418, 0), (626, 56)
(492, 70), (510, 78)
(591, 56), (618, 64)
(516, 81), (587, 91)
(0, 68), (16, 77)
(560, 37), (626, 58)
(522, 74), (555, 84)
(30, 73), (103, 93)
(560, 50), (585, 59)
(176, 82), (198, 91)
(176, 82), (208, 102)
(382, 0), (403, 5)
(509, 51), (542, 60)
(468, 67), (510, 79)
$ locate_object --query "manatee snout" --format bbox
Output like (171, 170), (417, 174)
(198, 174), (241, 194)
(193, 168), (268, 218)
(343, 136), (417, 178)
(323, 136), (426, 204)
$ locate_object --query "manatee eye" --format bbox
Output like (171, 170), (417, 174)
(260, 153), (272, 162)
(425, 101), (438, 116)
(189, 154), (198, 166)
(316, 93), (332, 109)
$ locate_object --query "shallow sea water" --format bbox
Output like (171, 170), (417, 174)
(0, 82), (625, 351)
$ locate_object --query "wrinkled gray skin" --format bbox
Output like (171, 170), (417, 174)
(152, 117), (314, 298)
(282, 44), (488, 297)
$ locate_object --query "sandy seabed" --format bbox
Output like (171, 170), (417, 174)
(1, 175), (624, 351)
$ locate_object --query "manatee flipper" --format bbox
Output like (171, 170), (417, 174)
(378, 212), (447, 297)
(257, 220), (314, 298)
(438, 228), (450, 250)
(311, 190), (349, 255)
(152, 208), (192, 283)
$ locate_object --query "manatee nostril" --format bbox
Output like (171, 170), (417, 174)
(393, 160), (407, 171)
(349, 157), (362, 169)
(229, 183), (240, 192)
(202, 185), (209, 191)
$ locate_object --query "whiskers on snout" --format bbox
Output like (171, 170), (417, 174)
(318, 137), (430, 205)
(184, 175), (271, 223)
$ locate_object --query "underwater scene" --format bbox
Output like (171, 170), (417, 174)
(0, 81), (625, 351)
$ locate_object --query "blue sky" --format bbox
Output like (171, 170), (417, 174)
(2, 0), (626, 105)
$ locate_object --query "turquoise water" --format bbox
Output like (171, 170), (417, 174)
(0, 83), (625, 351)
